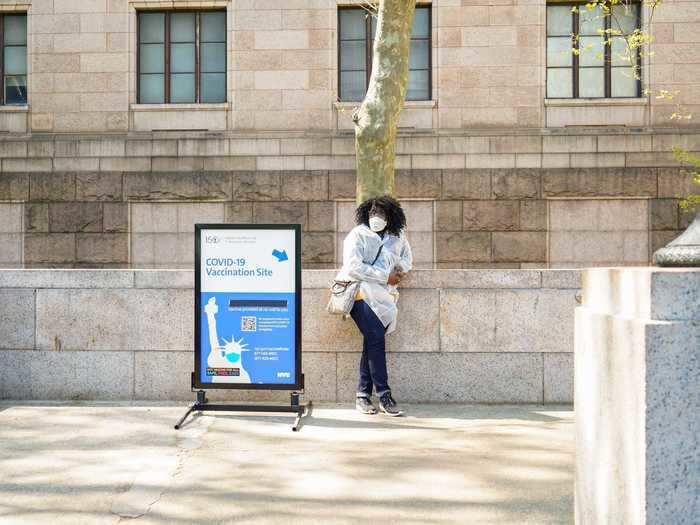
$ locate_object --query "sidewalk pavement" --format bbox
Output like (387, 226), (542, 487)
(0, 402), (573, 525)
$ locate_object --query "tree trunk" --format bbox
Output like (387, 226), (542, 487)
(354, 0), (417, 205)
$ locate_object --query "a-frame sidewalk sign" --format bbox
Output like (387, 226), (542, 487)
(175, 223), (312, 432)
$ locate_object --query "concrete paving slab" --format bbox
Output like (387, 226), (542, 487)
(0, 403), (573, 525)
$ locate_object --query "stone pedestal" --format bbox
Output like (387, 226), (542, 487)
(574, 267), (700, 524)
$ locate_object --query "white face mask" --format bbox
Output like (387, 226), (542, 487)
(369, 216), (387, 232)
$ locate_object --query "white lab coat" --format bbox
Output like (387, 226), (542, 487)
(334, 224), (413, 334)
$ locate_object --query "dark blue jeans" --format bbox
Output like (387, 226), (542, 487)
(350, 299), (390, 398)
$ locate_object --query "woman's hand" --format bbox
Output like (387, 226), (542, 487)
(388, 269), (404, 285)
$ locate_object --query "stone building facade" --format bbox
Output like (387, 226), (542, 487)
(0, 0), (698, 269)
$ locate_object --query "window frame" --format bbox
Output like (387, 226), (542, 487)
(136, 9), (227, 105)
(0, 13), (28, 106)
(546, 1), (642, 99)
(337, 4), (432, 102)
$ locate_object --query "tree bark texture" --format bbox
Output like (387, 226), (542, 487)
(354, 0), (417, 205)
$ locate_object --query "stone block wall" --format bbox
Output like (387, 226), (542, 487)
(0, 268), (580, 402)
(0, 0), (697, 268)
(0, 203), (22, 264)
(27, 0), (130, 133)
(0, 131), (698, 268)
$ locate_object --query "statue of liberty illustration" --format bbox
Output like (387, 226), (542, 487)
(204, 297), (251, 383)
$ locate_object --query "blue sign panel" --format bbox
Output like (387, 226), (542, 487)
(194, 225), (302, 390)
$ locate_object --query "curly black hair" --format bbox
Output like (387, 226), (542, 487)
(355, 195), (407, 236)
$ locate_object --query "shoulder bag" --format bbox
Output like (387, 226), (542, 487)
(326, 244), (383, 317)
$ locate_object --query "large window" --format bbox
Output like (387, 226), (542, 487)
(546, 2), (640, 98)
(338, 6), (431, 102)
(138, 10), (226, 104)
(1, 14), (27, 105)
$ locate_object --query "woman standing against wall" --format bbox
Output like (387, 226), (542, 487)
(334, 195), (413, 416)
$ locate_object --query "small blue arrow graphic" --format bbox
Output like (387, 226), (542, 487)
(272, 249), (288, 262)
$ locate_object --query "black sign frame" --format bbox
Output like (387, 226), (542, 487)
(192, 223), (303, 391)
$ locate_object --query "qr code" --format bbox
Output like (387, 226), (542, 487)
(241, 316), (257, 332)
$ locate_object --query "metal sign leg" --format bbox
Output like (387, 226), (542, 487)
(292, 396), (313, 432)
(174, 390), (312, 432)
(174, 405), (195, 430)
(174, 390), (209, 430)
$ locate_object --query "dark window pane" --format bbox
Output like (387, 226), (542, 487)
(139, 10), (228, 104)
(201, 73), (226, 103)
(340, 70), (366, 101)
(406, 70), (429, 101)
(579, 67), (605, 97)
(412, 7), (430, 39)
(201, 12), (226, 42)
(171, 73), (195, 102)
(409, 39), (429, 69)
(339, 7), (431, 101)
(340, 40), (365, 71)
(140, 43), (164, 73)
(171, 43), (195, 73)
(201, 42), (226, 72)
(139, 74), (164, 103)
(547, 68), (573, 98)
(339, 9), (366, 40)
(4, 15), (26, 45)
(4, 46), (26, 75)
(5, 75), (26, 104)
(547, 6), (571, 36)
(139, 12), (164, 43)
(171, 12), (195, 42)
